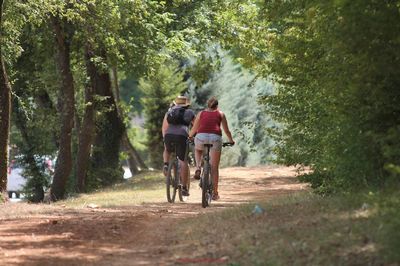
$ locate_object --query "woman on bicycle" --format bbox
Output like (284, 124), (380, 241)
(188, 96), (234, 200)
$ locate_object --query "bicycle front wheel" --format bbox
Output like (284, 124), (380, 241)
(166, 159), (178, 203)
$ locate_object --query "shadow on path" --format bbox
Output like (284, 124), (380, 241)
(0, 165), (308, 265)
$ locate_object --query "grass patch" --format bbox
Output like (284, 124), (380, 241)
(176, 191), (400, 265)
(58, 170), (165, 208)
(1, 171), (166, 219)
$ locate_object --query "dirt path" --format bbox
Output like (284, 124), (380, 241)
(0, 166), (307, 265)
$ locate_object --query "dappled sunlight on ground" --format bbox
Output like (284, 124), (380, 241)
(0, 165), (307, 265)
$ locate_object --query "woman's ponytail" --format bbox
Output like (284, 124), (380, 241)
(207, 96), (218, 109)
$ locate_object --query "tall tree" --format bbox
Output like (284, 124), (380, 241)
(50, 15), (75, 201)
(75, 44), (96, 193)
(111, 66), (147, 175)
(140, 62), (187, 168)
(1, 1), (61, 200)
(0, 0), (11, 193)
(73, 0), (176, 188)
(11, 29), (57, 202)
(197, 50), (274, 166)
(87, 49), (125, 188)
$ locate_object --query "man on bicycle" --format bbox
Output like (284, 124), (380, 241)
(162, 95), (195, 196)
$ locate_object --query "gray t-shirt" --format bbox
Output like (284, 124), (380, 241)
(165, 107), (195, 137)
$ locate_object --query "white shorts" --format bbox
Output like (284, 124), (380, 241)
(194, 133), (222, 152)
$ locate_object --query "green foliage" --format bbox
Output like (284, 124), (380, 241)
(209, 1), (268, 73)
(9, 22), (59, 201)
(185, 53), (217, 92)
(217, 0), (400, 192)
(3, 0), (236, 197)
(119, 77), (144, 114)
(375, 190), (400, 262)
(88, 89), (125, 189)
(139, 61), (187, 168)
(127, 124), (147, 161)
(113, 0), (178, 75)
(269, 1), (400, 191)
(195, 49), (274, 166)
(185, 45), (225, 107)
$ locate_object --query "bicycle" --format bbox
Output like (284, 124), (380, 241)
(200, 142), (234, 208)
(166, 141), (190, 203)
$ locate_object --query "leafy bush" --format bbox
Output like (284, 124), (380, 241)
(222, 0), (400, 192)
(374, 190), (400, 262)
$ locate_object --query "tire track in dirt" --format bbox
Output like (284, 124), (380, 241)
(0, 166), (307, 265)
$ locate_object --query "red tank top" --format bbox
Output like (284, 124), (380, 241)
(197, 110), (222, 136)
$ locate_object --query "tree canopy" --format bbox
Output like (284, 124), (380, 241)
(216, 0), (400, 192)
(1, 0), (399, 200)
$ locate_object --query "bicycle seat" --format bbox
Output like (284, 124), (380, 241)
(204, 144), (213, 148)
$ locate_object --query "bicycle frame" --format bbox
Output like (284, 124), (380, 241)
(201, 144), (213, 208)
(200, 142), (234, 208)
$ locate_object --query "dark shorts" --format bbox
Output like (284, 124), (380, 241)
(164, 134), (188, 161)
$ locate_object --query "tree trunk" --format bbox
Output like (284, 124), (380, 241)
(90, 50), (124, 187)
(50, 16), (75, 201)
(75, 45), (96, 193)
(111, 65), (147, 174)
(0, 0), (11, 193)
(112, 66), (120, 103)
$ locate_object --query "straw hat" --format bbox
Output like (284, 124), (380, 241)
(173, 95), (191, 106)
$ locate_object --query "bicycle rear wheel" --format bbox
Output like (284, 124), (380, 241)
(201, 162), (211, 208)
(166, 159), (178, 203)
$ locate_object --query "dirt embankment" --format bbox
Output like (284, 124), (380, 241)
(0, 166), (307, 265)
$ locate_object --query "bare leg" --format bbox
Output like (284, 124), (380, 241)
(162, 145), (171, 176)
(179, 160), (189, 186)
(210, 150), (221, 195)
(194, 149), (203, 170)
(163, 145), (170, 163)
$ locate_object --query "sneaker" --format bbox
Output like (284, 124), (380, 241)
(193, 169), (201, 180)
(163, 164), (168, 176)
(212, 193), (220, 201)
(182, 186), (189, 196)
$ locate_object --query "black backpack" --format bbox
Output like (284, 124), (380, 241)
(166, 106), (189, 125)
